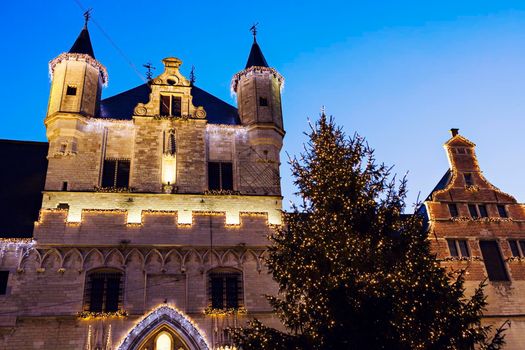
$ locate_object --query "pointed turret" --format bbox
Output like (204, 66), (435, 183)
(47, 14), (107, 119)
(232, 28), (284, 131)
(245, 38), (268, 68)
(69, 25), (95, 58)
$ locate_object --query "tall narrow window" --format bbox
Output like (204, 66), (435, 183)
(84, 270), (123, 312)
(101, 159), (130, 188)
(508, 240), (521, 257)
(208, 162), (233, 191)
(478, 205), (488, 218)
(208, 269), (243, 309)
(160, 95), (182, 117)
(497, 205), (508, 218)
(468, 204), (478, 219)
(0, 271), (9, 295)
(464, 173), (474, 186)
(448, 203), (459, 217)
(479, 241), (509, 281)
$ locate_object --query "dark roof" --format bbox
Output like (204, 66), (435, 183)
(245, 40), (269, 69)
(417, 169), (452, 223)
(99, 84), (240, 125)
(0, 140), (48, 238)
(69, 26), (95, 58)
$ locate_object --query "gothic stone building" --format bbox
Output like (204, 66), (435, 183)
(0, 22), (284, 350)
(0, 22), (525, 350)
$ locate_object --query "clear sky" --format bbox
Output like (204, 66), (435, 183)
(1, 0), (525, 210)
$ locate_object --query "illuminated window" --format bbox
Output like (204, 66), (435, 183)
(66, 85), (77, 96)
(0, 271), (9, 295)
(160, 95), (182, 117)
(83, 269), (123, 312)
(479, 241), (509, 281)
(208, 269), (243, 309)
(447, 239), (469, 258)
(155, 332), (172, 350)
(497, 205), (508, 218)
(101, 159), (130, 188)
(208, 162), (233, 191)
(508, 240), (525, 258)
(447, 203), (458, 217)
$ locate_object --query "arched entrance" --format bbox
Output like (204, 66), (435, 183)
(117, 306), (210, 350)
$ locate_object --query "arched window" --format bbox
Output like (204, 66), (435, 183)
(208, 268), (243, 309)
(155, 331), (172, 350)
(83, 269), (124, 312)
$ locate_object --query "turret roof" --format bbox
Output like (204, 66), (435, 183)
(69, 25), (95, 58)
(245, 39), (269, 69)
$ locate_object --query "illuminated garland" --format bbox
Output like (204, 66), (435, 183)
(439, 256), (483, 262)
(204, 189), (241, 196)
(506, 256), (525, 262)
(49, 52), (108, 86)
(77, 310), (128, 320)
(465, 185), (480, 192)
(94, 186), (135, 193)
(204, 306), (247, 316)
(450, 216), (512, 223)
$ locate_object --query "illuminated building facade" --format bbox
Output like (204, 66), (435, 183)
(0, 21), (284, 350)
(421, 129), (525, 349)
(0, 19), (525, 350)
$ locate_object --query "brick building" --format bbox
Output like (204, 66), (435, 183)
(0, 20), (524, 350)
(0, 20), (284, 350)
(421, 129), (525, 348)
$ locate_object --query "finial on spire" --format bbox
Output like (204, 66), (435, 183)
(189, 65), (196, 85)
(249, 22), (259, 42)
(143, 62), (156, 80)
(83, 9), (92, 28)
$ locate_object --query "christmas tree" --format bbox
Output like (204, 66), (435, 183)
(233, 114), (506, 350)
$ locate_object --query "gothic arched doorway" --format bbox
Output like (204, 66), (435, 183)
(116, 306), (210, 350)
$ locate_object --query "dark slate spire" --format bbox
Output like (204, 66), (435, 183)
(69, 12), (95, 58)
(245, 25), (268, 69)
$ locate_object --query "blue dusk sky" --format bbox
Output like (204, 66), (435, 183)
(1, 0), (525, 210)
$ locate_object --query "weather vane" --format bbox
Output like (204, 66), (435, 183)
(249, 22), (259, 40)
(143, 62), (156, 80)
(83, 9), (93, 27)
(189, 65), (196, 85)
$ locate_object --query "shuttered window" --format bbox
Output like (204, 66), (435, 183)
(479, 241), (509, 281)
(208, 162), (233, 191)
(208, 270), (243, 309)
(101, 159), (130, 188)
(84, 270), (124, 312)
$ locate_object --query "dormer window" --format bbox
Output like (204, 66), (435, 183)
(66, 85), (77, 96)
(160, 95), (182, 117)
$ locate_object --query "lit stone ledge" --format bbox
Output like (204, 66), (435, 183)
(41, 191), (282, 225)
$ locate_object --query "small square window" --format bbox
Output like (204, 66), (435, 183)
(0, 271), (8, 295)
(464, 173), (473, 186)
(66, 86), (77, 96)
(259, 97), (268, 106)
(497, 205), (508, 218)
(478, 205), (488, 218)
(468, 204), (478, 218)
(448, 203), (459, 217)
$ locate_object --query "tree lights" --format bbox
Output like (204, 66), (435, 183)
(233, 114), (507, 350)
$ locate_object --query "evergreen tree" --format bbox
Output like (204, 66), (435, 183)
(233, 114), (506, 350)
